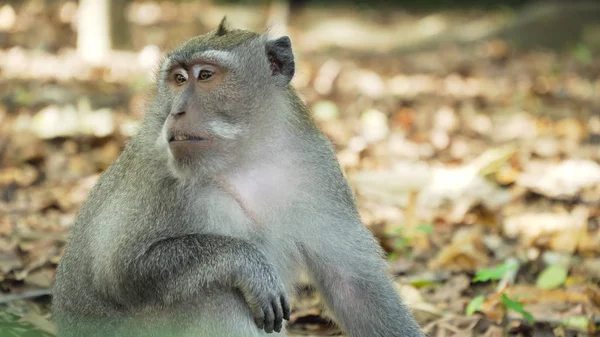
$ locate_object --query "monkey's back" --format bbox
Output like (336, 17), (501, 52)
(52, 153), (133, 336)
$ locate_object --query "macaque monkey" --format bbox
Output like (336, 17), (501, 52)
(52, 18), (424, 337)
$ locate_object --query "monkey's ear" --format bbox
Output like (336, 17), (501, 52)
(216, 16), (229, 36)
(266, 36), (295, 86)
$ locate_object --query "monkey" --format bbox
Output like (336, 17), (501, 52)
(52, 18), (425, 337)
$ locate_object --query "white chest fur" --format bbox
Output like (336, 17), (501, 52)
(193, 185), (255, 237)
(191, 162), (304, 285)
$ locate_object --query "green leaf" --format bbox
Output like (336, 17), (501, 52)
(473, 262), (517, 282)
(501, 294), (535, 324)
(394, 237), (408, 249)
(536, 264), (568, 290)
(0, 312), (55, 337)
(574, 43), (593, 65)
(384, 227), (405, 239)
(13, 86), (35, 106)
(416, 224), (434, 234)
(561, 316), (589, 331)
(409, 279), (439, 288)
(465, 295), (485, 316)
(387, 251), (399, 261)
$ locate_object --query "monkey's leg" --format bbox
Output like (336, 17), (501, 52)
(144, 291), (288, 337)
(302, 225), (424, 337)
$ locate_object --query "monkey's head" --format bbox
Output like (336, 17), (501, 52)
(151, 18), (296, 180)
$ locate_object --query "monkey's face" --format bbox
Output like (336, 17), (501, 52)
(163, 59), (230, 156)
(155, 25), (296, 180)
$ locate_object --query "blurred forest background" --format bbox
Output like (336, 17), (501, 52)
(0, 0), (599, 336)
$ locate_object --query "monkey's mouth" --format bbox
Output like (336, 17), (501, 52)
(168, 134), (208, 142)
(167, 131), (212, 156)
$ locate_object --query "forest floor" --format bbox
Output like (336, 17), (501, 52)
(0, 1), (600, 336)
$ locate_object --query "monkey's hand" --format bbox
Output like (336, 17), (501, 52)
(236, 261), (290, 333)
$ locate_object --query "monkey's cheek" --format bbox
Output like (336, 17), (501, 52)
(168, 141), (212, 162)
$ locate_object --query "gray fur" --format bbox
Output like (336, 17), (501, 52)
(52, 23), (424, 337)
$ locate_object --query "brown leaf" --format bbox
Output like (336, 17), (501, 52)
(24, 268), (55, 288)
(0, 165), (39, 187)
(428, 227), (490, 272)
(0, 216), (13, 235)
(0, 240), (22, 275)
(430, 273), (471, 302)
(585, 285), (600, 310)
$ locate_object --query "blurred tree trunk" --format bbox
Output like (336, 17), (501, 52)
(77, 0), (111, 65)
(110, 0), (131, 50)
(266, 0), (290, 35)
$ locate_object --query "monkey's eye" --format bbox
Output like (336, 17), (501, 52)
(174, 73), (187, 85)
(198, 69), (214, 81)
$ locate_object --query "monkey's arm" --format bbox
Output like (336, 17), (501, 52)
(302, 216), (424, 337)
(103, 234), (289, 332)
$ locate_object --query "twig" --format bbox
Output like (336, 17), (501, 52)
(0, 289), (52, 304)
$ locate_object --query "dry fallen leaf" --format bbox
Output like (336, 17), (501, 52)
(518, 159), (600, 199)
(429, 273), (471, 303)
(503, 206), (589, 252)
(429, 227), (490, 272)
(0, 241), (22, 276)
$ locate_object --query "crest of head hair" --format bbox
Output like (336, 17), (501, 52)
(216, 16), (230, 36)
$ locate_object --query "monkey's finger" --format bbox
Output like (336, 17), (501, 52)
(252, 306), (265, 330)
(263, 302), (275, 333)
(281, 294), (291, 321)
(272, 297), (283, 333)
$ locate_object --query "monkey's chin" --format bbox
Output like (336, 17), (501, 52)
(166, 141), (224, 182)
(168, 140), (212, 159)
